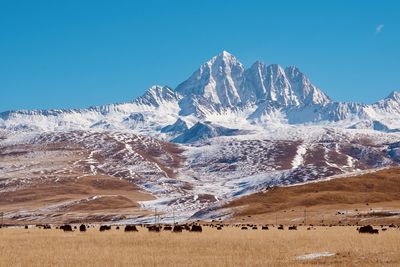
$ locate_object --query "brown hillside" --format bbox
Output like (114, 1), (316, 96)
(224, 168), (400, 225)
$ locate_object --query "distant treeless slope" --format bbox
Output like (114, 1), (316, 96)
(0, 131), (187, 224)
(0, 174), (154, 224)
(224, 168), (400, 225)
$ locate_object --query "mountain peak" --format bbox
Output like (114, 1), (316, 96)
(134, 85), (180, 107)
(386, 90), (400, 101)
(176, 51), (244, 106)
(250, 60), (266, 69)
(267, 63), (285, 74)
(285, 65), (300, 73)
(176, 52), (332, 109)
(208, 50), (241, 66)
(219, 50), (234, 58)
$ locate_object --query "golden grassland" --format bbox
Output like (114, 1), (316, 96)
(0, 226), (399, 267)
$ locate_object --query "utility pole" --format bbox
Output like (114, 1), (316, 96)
(173, 210), (175, 225)
(154, 208), (157, 226)
(275, 213), (278, 225)
(304, 208), (307, 226)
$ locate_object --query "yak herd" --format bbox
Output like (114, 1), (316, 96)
(8, 222), (399, 234)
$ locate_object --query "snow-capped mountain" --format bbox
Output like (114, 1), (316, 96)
(176, 51), (330, 109)
(1, 51), (400, 223)
(1, 50), (399, 140)
(176, 51), (244, 107)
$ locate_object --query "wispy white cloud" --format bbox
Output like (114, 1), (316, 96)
(376, 24), (384, 34)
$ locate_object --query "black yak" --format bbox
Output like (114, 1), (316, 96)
(190, 225), (202, 232)
(60, 225), (73, 232)
(358, 225), (379, 234)
(99, 225), (111, 232)
(147, 225), (161, 232)
(173, 225), (183, 232)
(124, 225), (138, 232)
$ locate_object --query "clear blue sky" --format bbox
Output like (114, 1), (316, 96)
(1, 0), (399, 111)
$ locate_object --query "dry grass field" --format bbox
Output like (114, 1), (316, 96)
(0, 226), (399, 267)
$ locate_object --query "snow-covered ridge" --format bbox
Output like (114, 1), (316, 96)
(1, 51), (400, 142)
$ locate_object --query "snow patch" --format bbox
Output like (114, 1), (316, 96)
(296, 252), (335, 260)
(292, 143), (307, 169)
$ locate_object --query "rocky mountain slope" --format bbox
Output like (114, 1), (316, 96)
(1, 51), (400, 223)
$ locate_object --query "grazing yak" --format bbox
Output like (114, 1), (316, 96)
(99, 225), (111, 232)
(288, 225), (297, 230)
(241, 226), (248, 230)
(173, 225), (183, 232)
(190, 225), (202, 232)
(124, 225), (138, 232)
(60, 225), (73, 232)
(79, 224), (87, 232)
(358, 225), (379, 234)
(278, 225), (284, 230)
(261, 226), (269, 230)
(147, 225), (161, 232)
(163, 225), (172, 231)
